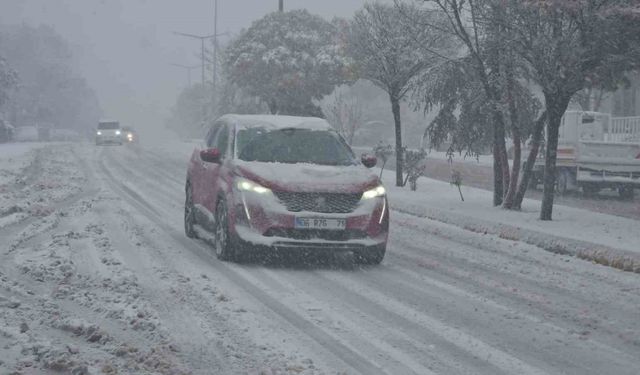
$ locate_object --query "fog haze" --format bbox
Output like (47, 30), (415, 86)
(0, 0), (375, 131)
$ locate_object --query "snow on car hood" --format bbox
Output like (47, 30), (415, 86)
(234, 160), (380, 193)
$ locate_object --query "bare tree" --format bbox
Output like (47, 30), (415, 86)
(422, 0), (639, 218)
(319, 86), (365, 144)
(422, 0), (515, 206)
(506, 0), (640, 220)
(348, 2), (449, 186)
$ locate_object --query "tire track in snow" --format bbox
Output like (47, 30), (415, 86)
(101, 151), (542, 374)
(97, 153), (385, 374)
(97, 144), (640, 375)
(386, 224), (640, 364)
(235, 265), (440, 375)
(104, 148), (551, 373)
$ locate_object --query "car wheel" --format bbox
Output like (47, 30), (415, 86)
(184, 183), (197, 238)
(555, 169), (571, 195)
(618, 185), (635, 200)
(355, 245), (386, 265)
(214, 199), (235, 261)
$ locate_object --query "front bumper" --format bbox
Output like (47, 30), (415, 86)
(96, 136), (122, 144)
(231, 193), (389, 251)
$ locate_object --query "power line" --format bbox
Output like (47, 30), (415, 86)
(172, 31), (220, 87)
(170, 63), (201, 87)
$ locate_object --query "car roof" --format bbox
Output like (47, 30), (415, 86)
(220, 114), (333, 132)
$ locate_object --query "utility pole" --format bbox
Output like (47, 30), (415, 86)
(279, 0), (283, 12)
(173, 31), (218, 87)
(212, 0), (219, 106)
(170, 63), (201, 87)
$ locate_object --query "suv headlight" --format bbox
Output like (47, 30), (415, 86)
(236, 178), (271, 194)
(362, 185), (386, 199)
(96, 131), (102, 135)
(115, 130), (121, 135)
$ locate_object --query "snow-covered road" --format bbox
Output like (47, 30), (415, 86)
(2, 142), (639, 374)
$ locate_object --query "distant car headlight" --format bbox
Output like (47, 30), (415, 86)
(96, 131), (102, 135)
(115, 130), (121, 135)
(362, 185), (386, 199)
(236, 178), (271, 194)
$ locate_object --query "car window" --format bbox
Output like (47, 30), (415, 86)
(205, 128), (216, 148)
(214, 125), (229, 157)
(98, 122), (120, 130)
(237, 128), (356, 166)
(205, 121), (224, 148)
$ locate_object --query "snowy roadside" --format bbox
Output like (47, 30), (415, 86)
(0, 143), (191, 374)
(381, 170), (640, 273)
(0, 142), (85, 230)
(352, 146), (494, 167)
(0, 142), (46, 190)
(2, 142), (340, 374)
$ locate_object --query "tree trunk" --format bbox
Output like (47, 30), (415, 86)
(499, 141), (510, 196)
(503, 73), (521, 210)
(513, 111), (546, 209)
(502, 133), (520, 209)
(594, 89), (605, 112)
(268, 99), (278, 115)
(540, 96), (571, 221)
(492, 110), (508, 206)
(493, 143), (504, 206)
(390, 95), (403, 187)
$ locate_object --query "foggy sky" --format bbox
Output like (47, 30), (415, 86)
(0, 0), (384, 132)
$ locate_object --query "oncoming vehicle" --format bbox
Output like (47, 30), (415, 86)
(121, 126), (138, 143)
(184, 115), (389, 264)
(96, 120), (123, 145)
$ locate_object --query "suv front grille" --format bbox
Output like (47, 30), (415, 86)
(273, 192), (362, 213)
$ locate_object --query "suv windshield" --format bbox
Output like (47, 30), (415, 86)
(237, 128), (355, 166)
(98, 122), (120, 130)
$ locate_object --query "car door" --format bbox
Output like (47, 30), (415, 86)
(202, 123), (230, 225)
(191, 123), (219, 210)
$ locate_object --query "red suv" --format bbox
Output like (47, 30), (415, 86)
(184, 115), (389, 263)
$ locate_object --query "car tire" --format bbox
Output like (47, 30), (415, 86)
(355, 245), (386, 265)
(555, 169), (572, 195)
(184, 183), (197, 239)
(618, 185), (635, 200)
(214, 199), (235, 261)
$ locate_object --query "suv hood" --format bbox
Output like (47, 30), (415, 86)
(234, 160), (380, 193)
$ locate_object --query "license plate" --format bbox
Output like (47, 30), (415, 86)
(294, 217), (346, 230)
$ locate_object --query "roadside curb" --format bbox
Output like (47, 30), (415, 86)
(392, 203), (640, 274)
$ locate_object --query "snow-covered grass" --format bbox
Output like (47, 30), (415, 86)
(352, 146), (494, 167)
(383, 169), (640, 272)
(0, 142), (85, 232)
(423, 150), (494, 167)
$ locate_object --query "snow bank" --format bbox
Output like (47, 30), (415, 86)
(0, 142), (46, 185)
(382, 170), (640, 273)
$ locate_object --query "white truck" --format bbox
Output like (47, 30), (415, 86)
(532, 111), (640, 199)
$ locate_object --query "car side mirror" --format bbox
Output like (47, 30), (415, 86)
(361, 154), (377, 168)
(200, 148), (221, 163)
